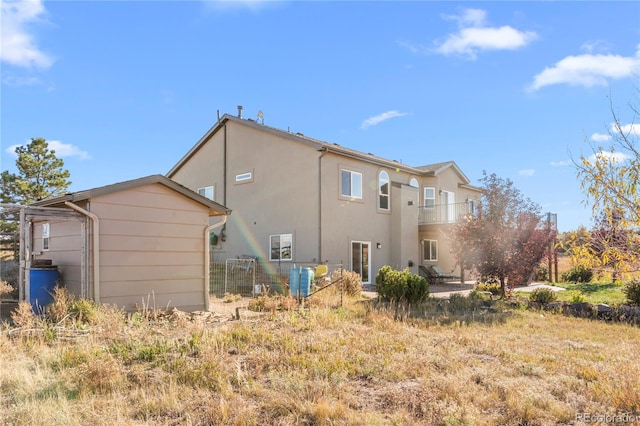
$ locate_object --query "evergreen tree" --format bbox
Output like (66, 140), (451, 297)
(2, 138), (71, 204)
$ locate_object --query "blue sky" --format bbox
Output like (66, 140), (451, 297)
(1, 0), (639, 233)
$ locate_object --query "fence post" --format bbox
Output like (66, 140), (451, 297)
(340, 260), (344, 308)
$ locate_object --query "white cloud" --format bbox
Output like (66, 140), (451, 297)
(588, 151), (631, 163)
(528, 45), (640, 91)
(1, 73), (42, 87)
(202, 0), (279, 13)
(618, 123), (640, 137)
(591, 133), (612, 142)
(5, 140), (91, 160)
(1, 0), (53, 69)
(518, 169), (535, 176)
(550, 160), (571, 167)
(434, 8), (537, 59)
(442, 8), (487, 28)
(361, 110), (407, 129)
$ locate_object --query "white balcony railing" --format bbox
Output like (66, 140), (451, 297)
(418, 202), (477, 225)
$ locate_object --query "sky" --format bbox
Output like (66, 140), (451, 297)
(1, 0), (639, 233)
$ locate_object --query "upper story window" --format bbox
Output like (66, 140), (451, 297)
(341, 169), (362, 199)
(378, 171), (390, 210)
(197, 186), (214, 200)
(42, 223), (50, 251)
(467, 199), (477, 216)
(409, 178), (419, 188)
(423, 187), (435, 209)
(270, 234), (292, 261)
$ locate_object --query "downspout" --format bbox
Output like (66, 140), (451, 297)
(64, 201), (100, 303)
(318, 148), (328, 262)
(222, 123), (228, 238)
(204, 215), (227, 311)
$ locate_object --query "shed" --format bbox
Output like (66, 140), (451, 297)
(32, 175), (230, 312)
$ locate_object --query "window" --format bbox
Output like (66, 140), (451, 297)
(197, 186), (214, 200)
(378, 171), (389, 210)
(422, 239), (438, 261)
(409, 178), (419, 188)
(467, 199), (477, 216)
(270, 234), (292, 261)
(423, 187), (435, 209)
(42, 223), (50, 251)
(441, 190), (455, 222)
(235, 171), (253, 183)
(341, 169), (362, 199)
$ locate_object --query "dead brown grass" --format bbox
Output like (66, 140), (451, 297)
(1, 291), (639, 425)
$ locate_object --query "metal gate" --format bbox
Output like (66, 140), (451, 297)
(221, 257), (257, 297)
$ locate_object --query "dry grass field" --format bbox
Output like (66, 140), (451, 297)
(1, 288), (639, 426)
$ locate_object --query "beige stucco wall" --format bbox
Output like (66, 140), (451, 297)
(171, 118), (481, 286)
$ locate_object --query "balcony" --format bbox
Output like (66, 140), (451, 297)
(418, 202), (477, 225)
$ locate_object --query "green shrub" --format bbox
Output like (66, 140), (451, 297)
(375, 266), (428, 304)
(561, 265), (593, 283)
(475, 282), (501, 296)
(622, 277), (640, 306)
(568, 291), (586, 304)
(529, 287), (557, 304)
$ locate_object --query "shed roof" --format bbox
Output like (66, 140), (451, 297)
(33, 174), (231, 216)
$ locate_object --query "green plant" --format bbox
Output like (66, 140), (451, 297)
(622, 277), (640, 306)
(561, 265), (593, 283)
(529, 287), (558, 304)
(375, 266), (428, 304)
(568, 291), (586, 304)
(475, 282), (501, 296)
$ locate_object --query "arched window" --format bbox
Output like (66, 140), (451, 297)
(379, 171), (390, 210)
(409, 178), (419, 188)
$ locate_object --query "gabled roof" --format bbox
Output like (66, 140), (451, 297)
(168, 114), (431, 178)
(33, 175), (231, 216)
(415, 161), (471, 184)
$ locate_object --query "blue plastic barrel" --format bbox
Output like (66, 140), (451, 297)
(289, 267), (314, 297)
(29, 267), (60, 313)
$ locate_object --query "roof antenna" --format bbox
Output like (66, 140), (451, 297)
(237, 105), (243, 119)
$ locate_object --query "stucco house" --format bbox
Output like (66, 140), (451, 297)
(30, 175), (230, 312)
(167, 108), (482, 287)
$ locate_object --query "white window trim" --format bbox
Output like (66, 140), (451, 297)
(42, 223), (50, 251)
(340, 169), (363, 200)
(351, 240), (371, 284)
(422, 239), (438, 261)
(269, 233), (293, 262)
(197, 185), (214, 201)
(378, 170), (390, 211)
(423, 187), (435, 209)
